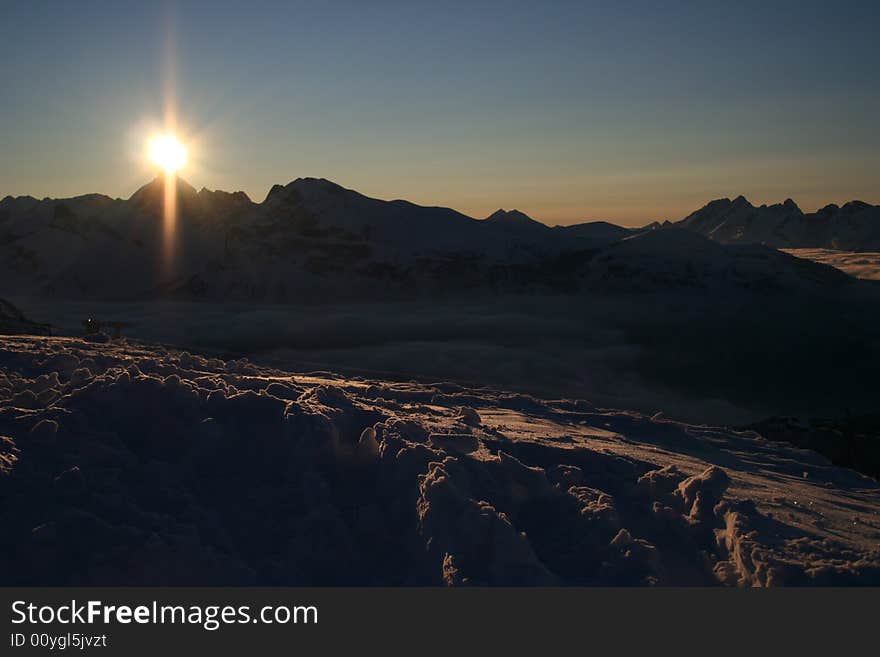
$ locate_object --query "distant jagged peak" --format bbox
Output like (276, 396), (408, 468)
(197, 186), (252, 205)
(128, 174), (199, 204)
(816, 199), (880, 216)
(264, 177), (350, 205)
(705, 196), (830, 216)
(698, 195), (752, 210)
(487, 208), (531, 221)
(697, 197), (736, 212)
(677, 194), (880, 249)
(682, 195), (763, 224)
(762, 198), (803, 214)
(290, 176), (344, 189)
(68, 192), (116, 203)
(1, 193), (117, 215)
(484, 208), (546, 229)
(264, 183), (288, 203)
(0, 194), (39, 206)
(693, 196), (876, 220)
(841, 200), (874, 212)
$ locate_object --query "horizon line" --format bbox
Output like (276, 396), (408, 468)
(2, 174), (877, 230)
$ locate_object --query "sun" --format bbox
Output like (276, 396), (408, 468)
(147, 134), (188, 173)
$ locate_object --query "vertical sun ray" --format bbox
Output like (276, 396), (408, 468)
(161, 0), (179, 278)
(163, 170), (177, 273)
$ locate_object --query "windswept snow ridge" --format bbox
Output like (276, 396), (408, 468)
(0, 336), (878, 585)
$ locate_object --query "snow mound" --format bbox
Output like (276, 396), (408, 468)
(0, 336), (878, 586)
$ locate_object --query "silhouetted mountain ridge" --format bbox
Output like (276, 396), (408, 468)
(485, 208), (549, 231)
(677, 195), (880, 250)
(0, 177), (874, 300)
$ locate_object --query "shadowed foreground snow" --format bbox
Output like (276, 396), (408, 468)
(1, 336), (878, 586)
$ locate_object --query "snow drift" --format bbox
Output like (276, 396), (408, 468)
(1, 336), (878, 586)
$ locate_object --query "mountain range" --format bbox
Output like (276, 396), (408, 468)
(677, 195), (880, 250)
(1, 177), (875, 301)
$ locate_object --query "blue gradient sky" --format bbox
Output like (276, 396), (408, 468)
(2, 0), (878, 225)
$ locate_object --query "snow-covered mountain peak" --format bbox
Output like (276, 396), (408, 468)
(128, 174), (200, 208)
(678, 195), (880, 249)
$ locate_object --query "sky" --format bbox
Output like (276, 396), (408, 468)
(1, 0), (878, 226)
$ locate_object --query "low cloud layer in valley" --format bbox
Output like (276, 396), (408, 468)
(782, 249), (880, 281)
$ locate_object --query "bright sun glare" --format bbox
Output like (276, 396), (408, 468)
(147, 134), (188, 173)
